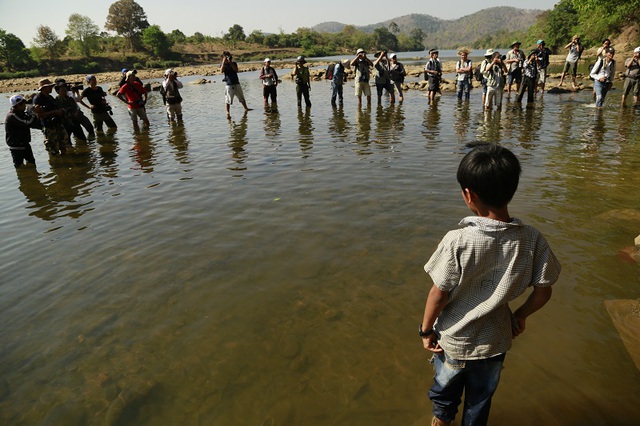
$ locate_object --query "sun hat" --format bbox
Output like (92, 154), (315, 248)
(484, 49), (494, 57)
(164, 68), (174, 76)
(10, 95), (25, 107)
(634, 47), (640, 54)
(356, 48), (365, 54)
(510, 41), (521, 47)
(125, 70), (135, 79)
(296, 55), (306, 64)
(457, 48), (470, 55)
(37, 78), (55, 91)
(264, 58), (271, 63)
(429, 49), (439, 55)
(341, 59), (350, 68)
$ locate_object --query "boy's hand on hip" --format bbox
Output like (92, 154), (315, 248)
(423, 335), (443, 353)
(512, 315), (526, 337)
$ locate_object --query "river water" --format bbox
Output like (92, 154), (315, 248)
(1, 71), (639, 425)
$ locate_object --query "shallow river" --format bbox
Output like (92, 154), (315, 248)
(1, 70), (639, 425)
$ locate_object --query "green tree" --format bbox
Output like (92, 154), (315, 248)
(105, 0), (149, 51)
(246, 30), (265, 45)
(0, 30), (33, 71)
(33, 25), (65, 60)
(224, 24), (246, 42)
(168, 29), (186, 44)
(66, 13), (100, 57)
(372, 27), (398, 52)
(389, 22), (400, 35)
(142, 25), (173, 58)
(540, 0), (578, 51)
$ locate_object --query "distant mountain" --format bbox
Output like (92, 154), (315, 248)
(312, 7), (542, 49)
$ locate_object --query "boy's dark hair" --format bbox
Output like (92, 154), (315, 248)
(457, 144), (521, 208)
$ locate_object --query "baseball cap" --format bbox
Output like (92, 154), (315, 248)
(122, 68), (128, 74)
(389, 53), (397, 59)
(264, 58), (271, 62)
(356, 48), (365, 54)
(537, 39), (545, 45)
(634, 47), (640, 54)
(10, 95), (25, 107)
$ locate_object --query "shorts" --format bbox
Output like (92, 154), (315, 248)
(428, 77), (440, 92)
(225, 84), (246, 105)
(508, 68), (522, 85)
(128, 107), (148, 123)
(355, 82), (371, 97)
(623, 77), (640, 97)
(563, 60), (578, 77)
(538, 68), (548, 84)
(375, 81), (394, 97)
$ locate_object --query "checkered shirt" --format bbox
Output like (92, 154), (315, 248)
(424, 216), (561, 360)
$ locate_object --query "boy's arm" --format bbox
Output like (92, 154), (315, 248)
(512, 286), (552, 337)
(421, 284), (449, 353)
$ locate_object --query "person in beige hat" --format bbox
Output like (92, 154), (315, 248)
(505, 42), (525, 95)
(259, 58), (278, 108)
(622, 47), (640, 106)
(351, 48), (373, 107)
(33, 78), (68, 155)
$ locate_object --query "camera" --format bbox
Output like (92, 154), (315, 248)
(67, 82), (84, 92)
(105, 104), (113, 116)
(222, 51), (232, 60)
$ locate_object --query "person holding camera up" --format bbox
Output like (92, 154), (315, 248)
(117, 71), (149, 130)
(482, 50), (507, 111)
(292, 56), (311, 108)
(535, 40), (552, 94)
(558, 35), (583, 89)
(373, 51), (395, 104)
(5, 95), (41, 168)
(220, 51), (252, 119)
(351, 48), (373, 107)
(505, 42), (525, 96)
(621, 47), (640, 106)
(161, 69), (184, 123)
(516, 51), (540, 106)
(78, 75), (117, 134)
(33, 78), (68, 155)
(425, 49), (442, 102)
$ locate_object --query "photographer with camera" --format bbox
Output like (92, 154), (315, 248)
(259, 58), (279, 108)
(621, 47), (640, 106)
(424, 49), (442, 102)
(374, 51), (395, 105)
(558, 35), (583, 89)
(5, 95), (41, 168)
(482, 50), (508, 111)
(350, 48), (373, 107)
(517, 50), (540, 105)
(535, 40), (552, 94)
(33, 78), (68, 155)
(590, 47), (616, 108)
(78, 75), (117, 134)
(292, 56), (311, 108)
(117, 71), (150, 130)
(54, 79), (87, 143)
(220, 51), (252, 119)
(161, 69), (184, 123)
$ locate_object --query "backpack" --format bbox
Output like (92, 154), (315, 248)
(474, 64), (483, 82)
(325, 63), (335, 80)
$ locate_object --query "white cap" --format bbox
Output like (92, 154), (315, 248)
(164, 68), (174, 76)
(356, 48), (365, 54)
(634, 47), (640, 54)
(389, 53), (397, 59)
(10, 95), (25, 107)
(264, 58), (271, 62)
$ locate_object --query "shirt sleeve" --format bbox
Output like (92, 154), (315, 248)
(424, 231), (462, 292)
(531, 233), (562, 287)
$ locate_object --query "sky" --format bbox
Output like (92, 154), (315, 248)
(0, 0), (558, 46)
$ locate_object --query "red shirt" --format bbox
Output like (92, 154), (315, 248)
(117, 81), (147, 109)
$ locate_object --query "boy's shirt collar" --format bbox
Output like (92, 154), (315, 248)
(459, 216), (522, 231)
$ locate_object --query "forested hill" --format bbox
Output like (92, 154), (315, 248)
(313, 7), (542, 49)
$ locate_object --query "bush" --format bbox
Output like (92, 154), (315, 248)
(0, 69), (42, 80)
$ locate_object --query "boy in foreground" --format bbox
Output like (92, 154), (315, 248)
(420, 144), (561, 426)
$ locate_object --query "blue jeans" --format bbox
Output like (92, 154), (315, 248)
(457, 79), (471, 100)
(429, 352), (506, 426)
(594, 80), (611, 107)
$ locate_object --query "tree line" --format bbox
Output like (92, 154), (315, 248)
(1, 0), (639, 78)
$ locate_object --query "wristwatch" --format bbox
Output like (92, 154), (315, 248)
(419, 324), (434, 337)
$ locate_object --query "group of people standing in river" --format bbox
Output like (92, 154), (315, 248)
(6, 39), (640, 169)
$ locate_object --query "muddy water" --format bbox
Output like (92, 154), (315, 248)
(0, 72), (639, 425)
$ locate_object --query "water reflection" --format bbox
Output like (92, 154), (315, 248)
(453, 102), (471, 141)
(131, 129), (157, 172)
(96, 130), (119, 180)
(476, 109), (502, 142)
(328, 104), (349, 143)
(263, 106), (281, 138)
(167, 123), (190, 166)
(297, 107), (314, 158)
(422, 101), (441, 143)
(228, 112), (248, 173)
(16, 167), (53, 220)
(354, 106), (372, 153)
